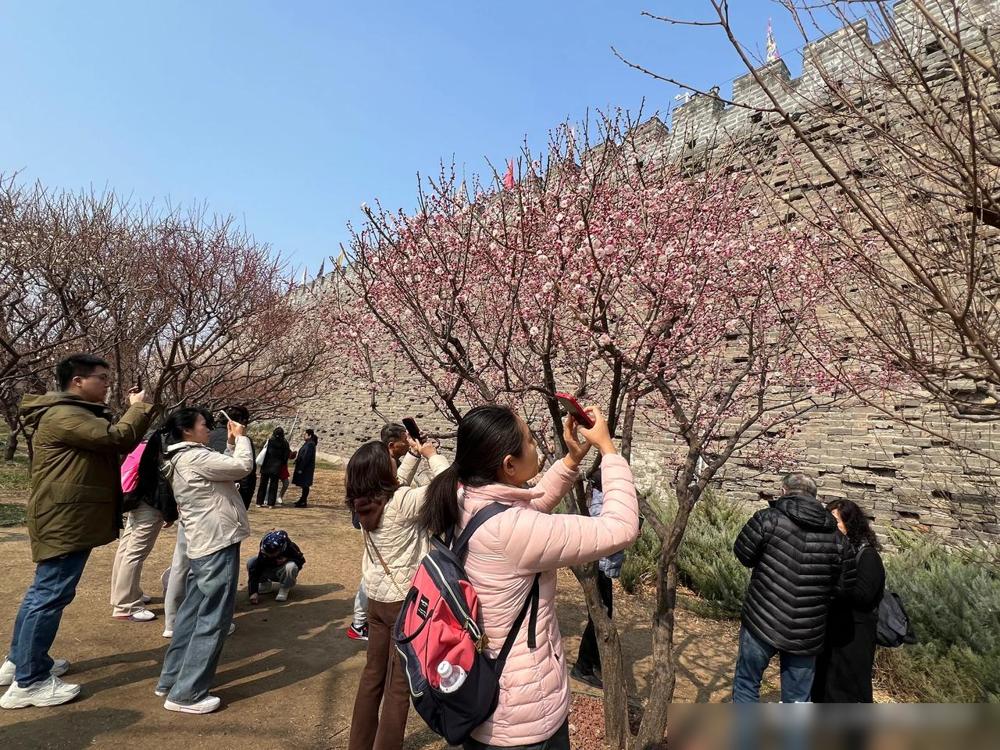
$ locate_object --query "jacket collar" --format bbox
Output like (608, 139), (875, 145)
(462, 481), (543, 507)
(165, 440), (209, 454)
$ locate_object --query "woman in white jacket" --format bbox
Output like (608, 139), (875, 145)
(346, 437), (448, 750)
(154, 407), (254, 715)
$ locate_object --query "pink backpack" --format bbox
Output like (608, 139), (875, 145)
(120, 440), (148, 493)
(393, 502), (539, 745)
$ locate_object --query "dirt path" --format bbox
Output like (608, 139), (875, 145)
(0, 467), (760, 750)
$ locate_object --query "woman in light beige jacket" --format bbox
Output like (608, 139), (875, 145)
(346, 437), (448, 750)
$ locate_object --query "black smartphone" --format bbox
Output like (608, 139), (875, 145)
(402, 417), (421, 441)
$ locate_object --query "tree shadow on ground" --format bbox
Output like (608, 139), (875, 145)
(0, 708), (143, 749)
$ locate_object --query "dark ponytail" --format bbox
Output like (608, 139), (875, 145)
(418, 405), (524, 537)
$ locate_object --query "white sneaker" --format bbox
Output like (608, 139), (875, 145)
(0, 658), (69, 687)
(228, 622), (236, 636)
(275, 587), (289, 602)
(258, 581), (274, 594)
(113, 608), (156, 622)
(162, 629), (173, 639)
(276, 496), (284, 505)
(0, 675), (80, 709)
(164, 695), (221, 714)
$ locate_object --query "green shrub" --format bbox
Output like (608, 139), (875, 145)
(619, 486), (751, 616)
(676, 492), (751, 618)
(880, 531), (1000, 702)
(0, 503), (27, 527)
(620, 523), (661, 594)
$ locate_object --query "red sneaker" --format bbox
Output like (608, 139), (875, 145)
(346, 623), (368, 641)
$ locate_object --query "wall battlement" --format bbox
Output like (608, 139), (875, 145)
(664, 0), (997, 162)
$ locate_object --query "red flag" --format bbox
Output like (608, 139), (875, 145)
(503, 159), (515, 190)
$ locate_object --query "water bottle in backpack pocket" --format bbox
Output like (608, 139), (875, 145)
(394, 502), (540, 746)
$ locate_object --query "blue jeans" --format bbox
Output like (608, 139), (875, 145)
(732, 625), (816, 703)
(157, 542), (239, 704)
(8, 550), (91, 686)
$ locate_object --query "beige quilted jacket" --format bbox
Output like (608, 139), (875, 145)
(360, 452), (450, 603)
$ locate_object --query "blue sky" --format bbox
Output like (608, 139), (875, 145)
(1, 1), (822, 275)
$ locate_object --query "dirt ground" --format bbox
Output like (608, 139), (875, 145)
(0, 467), (771, 750)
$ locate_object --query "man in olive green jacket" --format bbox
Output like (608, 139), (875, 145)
(0, 354), (153, 709)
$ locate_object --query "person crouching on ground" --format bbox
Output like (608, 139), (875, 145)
(248, 530), (306, 604)
(346, 435), (448, 750)
(415, 405), (638, 750)
(155, 407), (253, 715)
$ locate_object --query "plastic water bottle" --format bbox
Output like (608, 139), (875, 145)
(437, 660), (467, 693)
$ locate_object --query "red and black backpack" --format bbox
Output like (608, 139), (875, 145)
(394, 502), (539, 745)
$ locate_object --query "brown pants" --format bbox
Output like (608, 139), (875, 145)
(348, 598), (409, 750)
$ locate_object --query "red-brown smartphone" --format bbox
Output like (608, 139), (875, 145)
(554, 392), (595, 429)
(402, 417), (422, 441)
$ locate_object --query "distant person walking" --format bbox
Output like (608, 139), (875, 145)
(1, 354), (153, 709)
(731, 473), (856, 703)
(812, 499), (886, 703)
(256, 427), (291, 508)
(156, 407), (253, 714)
(291, 429), (318, 507)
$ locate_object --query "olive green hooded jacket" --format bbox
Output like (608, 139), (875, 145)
(20, 392), (154, 562)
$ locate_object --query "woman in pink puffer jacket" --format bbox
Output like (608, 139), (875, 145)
(416, 404), (639, 749)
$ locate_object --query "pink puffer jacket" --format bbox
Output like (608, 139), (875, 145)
(459, 453), (639, 746)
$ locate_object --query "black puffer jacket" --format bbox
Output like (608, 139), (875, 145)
(734, 494), (855, 655)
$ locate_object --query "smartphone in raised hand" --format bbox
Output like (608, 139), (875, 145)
(402, 417), (422, 442)
(554, 392), (595, 429)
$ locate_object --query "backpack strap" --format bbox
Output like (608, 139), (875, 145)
(494, 573), (541, 674)
(450, 502), (510, 560)
(450, 501), (541, 669)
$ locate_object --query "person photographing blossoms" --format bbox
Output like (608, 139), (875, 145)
(415, 404), (638, 750)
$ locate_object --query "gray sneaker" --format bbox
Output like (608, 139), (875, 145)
(0, 675), (81, 709)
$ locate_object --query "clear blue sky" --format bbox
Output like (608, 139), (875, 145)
(1, 1), (820, 275)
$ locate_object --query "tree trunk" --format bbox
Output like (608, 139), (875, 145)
(572, 562), (631, 748)
(635, 480), (696, 749)
(3, 433), (16, 461)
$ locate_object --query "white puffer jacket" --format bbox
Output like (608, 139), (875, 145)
(360, 452), (450, 603)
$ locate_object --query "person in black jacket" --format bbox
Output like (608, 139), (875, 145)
(247, 530), (306, 603)
(812, 499), (885, 703)
(732, 472), (856, 703)
(291, 429), (318, 508)
(208, 406), (256, 510)
(256, 427), (291, 508)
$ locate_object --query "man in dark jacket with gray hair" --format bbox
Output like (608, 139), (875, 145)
(731, 472), (855, 703)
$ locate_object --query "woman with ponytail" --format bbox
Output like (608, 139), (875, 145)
(417, 404), (638, 750)
(346, 434), (448, 750)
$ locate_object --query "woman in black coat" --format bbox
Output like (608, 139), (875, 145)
(257, 427), (291, 508)
(812, 498), (886, 703)
(291, 429), (318, 508)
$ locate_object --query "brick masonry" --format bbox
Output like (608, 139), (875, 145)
(292, 0), (1000, 545)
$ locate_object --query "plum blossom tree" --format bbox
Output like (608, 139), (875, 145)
(327, 118), (864, 746)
